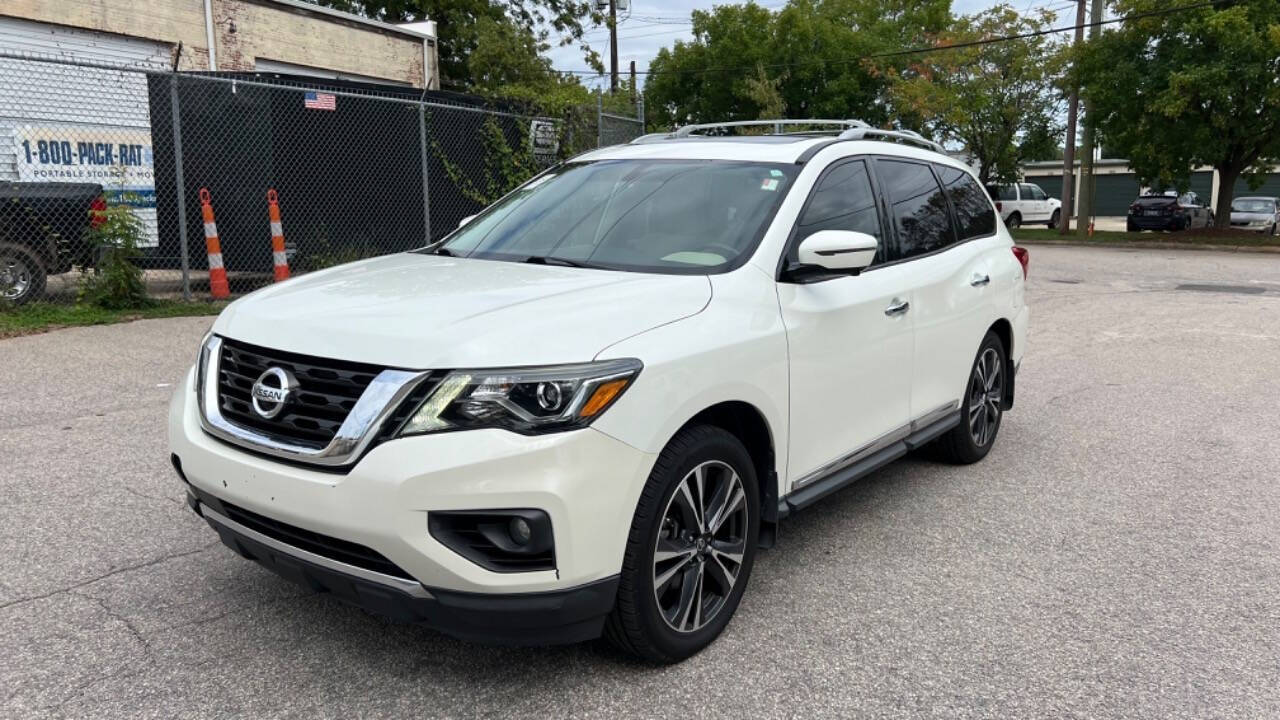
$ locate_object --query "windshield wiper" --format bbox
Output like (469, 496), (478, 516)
(523, 255), (593, 268)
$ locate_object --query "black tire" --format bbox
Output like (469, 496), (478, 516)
(1005, 213), (1021, 230)
(1127, 219), (1139, 233)
(0, 242), (48, 306)
(933, 331), (1007, 465)
(1048, 209), (1061, 229)
(604, 425), (760, 663)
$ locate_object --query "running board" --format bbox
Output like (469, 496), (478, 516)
(778, 410), (960, 516)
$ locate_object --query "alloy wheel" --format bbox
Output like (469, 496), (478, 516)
(652, 460), (749, 634)
(968, 347), (1003, 447)
(1, 254), (32, 301)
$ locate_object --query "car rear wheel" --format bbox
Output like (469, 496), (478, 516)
(0, 243), (47, 306)
(1005, 213), (1021, 230)
(932, 331), (1007, 465)
(604, 425), (759, 663)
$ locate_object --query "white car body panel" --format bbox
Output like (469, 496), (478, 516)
(211, 253), (711, 368)
(776, 261), (915, 483)
(591, 265), (790, 475)
(905, 234), (1019, 419)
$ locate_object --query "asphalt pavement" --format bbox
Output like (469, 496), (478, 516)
(2, 245), (1279, 718)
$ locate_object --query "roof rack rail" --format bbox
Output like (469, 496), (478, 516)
(668, 118), (869, 138)
(630, 117), (948, 155)
(835, 126), (946, 154)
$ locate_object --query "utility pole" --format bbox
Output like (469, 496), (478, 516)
(1076, 0), (1104, 237)
(1058, 0), (1087, 235)
(609, 0), (619, 93)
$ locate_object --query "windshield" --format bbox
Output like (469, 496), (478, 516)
(430, 159), (799, 274)
(1232, 198), (1275, 213)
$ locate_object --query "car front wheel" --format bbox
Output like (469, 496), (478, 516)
(1048, 209), (1061, 229)
(605, 425), (759, 663)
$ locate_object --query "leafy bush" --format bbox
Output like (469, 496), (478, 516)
(78, 204), (149, 309)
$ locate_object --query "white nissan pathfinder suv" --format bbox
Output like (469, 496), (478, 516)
(169, 119), (1029, 663)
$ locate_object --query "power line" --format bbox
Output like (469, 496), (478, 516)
(553, 0), (1224, 77)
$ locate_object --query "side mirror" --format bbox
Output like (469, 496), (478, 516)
(457, 214), (477, 229)
(796, 230), (878, 273)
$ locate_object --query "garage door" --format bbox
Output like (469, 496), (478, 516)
(1189, 171), (1214, 201)
(1024, 174), (1064, 201)
(0, 17), (169, 246)
(1091, 173), (1141, 216)
(1233, 172), (1280, 200)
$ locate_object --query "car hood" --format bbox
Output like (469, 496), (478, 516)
(212, 253), (712, 368)
(1230, 211), (1272, 222)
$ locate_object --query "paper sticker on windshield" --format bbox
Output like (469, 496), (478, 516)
(761, 178), (779, 191)
(770, 169), (784, 177)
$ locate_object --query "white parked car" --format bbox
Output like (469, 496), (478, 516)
(169, 119), (1029, 663)
(985, 182), (1062, 229)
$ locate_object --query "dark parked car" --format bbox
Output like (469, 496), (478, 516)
(1228, 197), (1279, 235)
(0, 182), (105, 304)
(1126, 191), (1213, 232)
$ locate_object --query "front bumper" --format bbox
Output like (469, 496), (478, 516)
(169, 367), (656, 641)
(184, 486), (618, 644)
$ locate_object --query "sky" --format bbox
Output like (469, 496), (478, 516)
(544, 0), (1078, 90)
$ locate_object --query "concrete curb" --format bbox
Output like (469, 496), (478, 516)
(1013, 238), (1280, 254)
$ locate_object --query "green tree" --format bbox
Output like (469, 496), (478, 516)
(1076, 0), (1280, 226)
(306, 0), (601, 91)
(643, 0), (952, 130)
(881, 5), (1062, 184)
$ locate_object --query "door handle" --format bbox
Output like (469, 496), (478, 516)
(884, 298), (910, 317)
(970, 273), (990, 287)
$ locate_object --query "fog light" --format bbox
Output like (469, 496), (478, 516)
(509, 517), (532, 546)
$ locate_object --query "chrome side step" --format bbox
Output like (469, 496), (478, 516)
(778, 409), (961, 517)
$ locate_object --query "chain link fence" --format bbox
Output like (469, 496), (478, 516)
(0, 51), (644, 305)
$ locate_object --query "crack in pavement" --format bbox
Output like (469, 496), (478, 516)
(0, 541), (220, 611)
(71, 591), (155, 657)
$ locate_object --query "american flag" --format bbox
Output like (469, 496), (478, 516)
(303, 91), (336, 111)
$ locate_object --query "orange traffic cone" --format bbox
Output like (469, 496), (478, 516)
(266, 189), (290, 282)
(198, 188), (230, 299)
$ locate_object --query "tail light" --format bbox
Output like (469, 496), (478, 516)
(995, 201), (1003, 213)
(89, 195), (107, 229)
(1011, 246), (1029, 280)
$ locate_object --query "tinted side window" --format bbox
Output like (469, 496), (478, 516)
(937, 166), (996, 240)
(878, 160), (956, 259)
(795, 160), (883, 263)
(999, 185), (1017, 201)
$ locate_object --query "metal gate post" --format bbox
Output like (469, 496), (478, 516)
(169, 74), (192, 301)
(418, 104), (432, 242)
(597, 90), (603, 147)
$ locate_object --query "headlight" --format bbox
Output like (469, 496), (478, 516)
(195, 331), (213, 395)
(398, 358), (642, 436)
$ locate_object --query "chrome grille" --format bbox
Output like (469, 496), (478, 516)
(217, 339), (383, 448)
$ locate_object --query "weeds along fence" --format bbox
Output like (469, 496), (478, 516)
(0, 51), (644, 304)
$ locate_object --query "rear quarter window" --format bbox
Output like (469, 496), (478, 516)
(938, 166), (997, 241)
